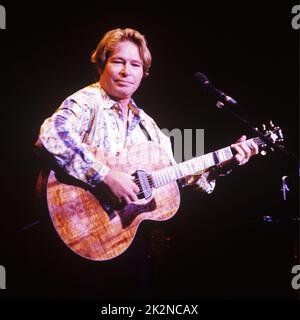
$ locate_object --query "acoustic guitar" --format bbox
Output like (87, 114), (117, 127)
(44, 124), (283, 261)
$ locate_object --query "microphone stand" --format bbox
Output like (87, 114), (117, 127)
(216, 99), (299, 268)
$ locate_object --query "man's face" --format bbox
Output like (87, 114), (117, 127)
(99, 40), (144, 101)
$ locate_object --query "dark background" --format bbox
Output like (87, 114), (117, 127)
(0, 1), (298, 300)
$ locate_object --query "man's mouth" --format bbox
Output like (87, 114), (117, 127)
(116, 80), (133, 85)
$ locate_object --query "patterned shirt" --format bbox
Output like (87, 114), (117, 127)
(37, 83), (215, 192)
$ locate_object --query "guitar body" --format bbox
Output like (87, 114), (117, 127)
(46, 141), (180, 261)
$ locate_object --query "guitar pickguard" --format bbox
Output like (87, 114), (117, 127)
(119, 198), (157, 228)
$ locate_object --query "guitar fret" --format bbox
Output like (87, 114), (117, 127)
(181, 164), (187, 176)
(161, 171), (166, 184)
(174, 165), (180, 179)
(208, 154), (214, 166)
(186, 163), (190, 175)
(201, 157), (206, 170)
(221, 147), (232, 161)
(222, 148), (228, 161)
(177, 164), (183, 177)
(161, 171), (166, 185)
(217, 149), (223, 162)
(184, 162), (188, 175)
(187, 164), (191, 175)
(202, 155), (208, 168)
(165, 168), (170, 182)
(222, 149), (227, 161)
(165, 169), (170, 183)
(217, 150), (222, 162)
(184, 163), (188, 175)
(226, 147), (233, 160)
(178, 165), (183, 178)
(176, 165), (182, 178)
(157, 172), (163, 186)
(163, 169), (169, 184)
(171, 166), (176, 179)
(174, 168), (178, 180)
(213, 151), (220, 165)
(191, 161), (196, 173)
(196, 157), (202, 172)
(195, 160), (200, 171)
(167, 169), (172, 183)
(159, 171), (164, 185)
(191, 160), (197, 172)
(188, 162), (192, 174)
(168, 168), (175, 181)
(161, 169), (169, 185)
(154, 172), (158, 186)
(152, 172), (158, 188)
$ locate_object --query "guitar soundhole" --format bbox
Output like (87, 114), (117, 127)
(132, 169), (153, 200)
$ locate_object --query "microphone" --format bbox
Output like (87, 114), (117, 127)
(193, 72), (238, 106)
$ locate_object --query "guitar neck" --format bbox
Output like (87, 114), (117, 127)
(152, 137), (262, 188)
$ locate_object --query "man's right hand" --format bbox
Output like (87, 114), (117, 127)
(102, 169), (140, 205)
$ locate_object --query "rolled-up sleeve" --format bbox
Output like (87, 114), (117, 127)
(38, 99), (110, 187)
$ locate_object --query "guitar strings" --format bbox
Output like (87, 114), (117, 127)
(133, 178), (155, 189)
(132, 178), (155, 198)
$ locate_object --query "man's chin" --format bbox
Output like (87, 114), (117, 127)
(115, 88), (136, 99)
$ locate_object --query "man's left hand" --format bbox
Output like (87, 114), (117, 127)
(231, 135), (259, 166)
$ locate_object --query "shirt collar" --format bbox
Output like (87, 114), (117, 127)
(95, 83), (141, 116)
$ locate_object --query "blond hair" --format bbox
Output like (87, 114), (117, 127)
(91, 28), (152, 78)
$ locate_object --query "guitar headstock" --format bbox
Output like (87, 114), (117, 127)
(255, 120), (284, 156)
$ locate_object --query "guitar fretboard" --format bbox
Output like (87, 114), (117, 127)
(152, 137), (262, 188)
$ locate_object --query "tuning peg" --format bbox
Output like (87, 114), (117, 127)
(260, 150), (267, 156)
(216, 101), (224, 109)
(262, 124), (266, 131)
(269, 120), (274, 128)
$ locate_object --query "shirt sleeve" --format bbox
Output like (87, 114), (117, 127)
(38, 98), (110, 187)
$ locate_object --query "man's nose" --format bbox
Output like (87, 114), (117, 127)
(120, 63), (130, 76)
